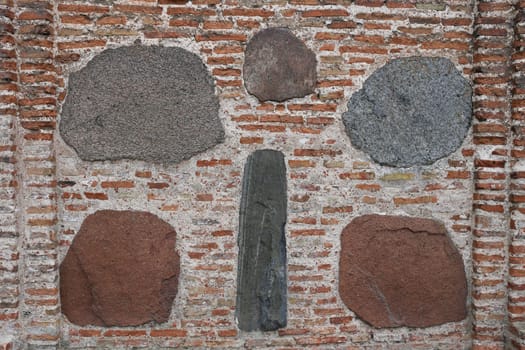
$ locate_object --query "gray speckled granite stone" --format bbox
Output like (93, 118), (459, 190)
(236, 149), (287, 331)
(243, 28), (317, 102)
(342, 57), (472, 167)
(60, 45), (224, 163)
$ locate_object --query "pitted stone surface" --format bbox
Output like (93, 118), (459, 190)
(339, 214), (467, 328)
(60, 45), (224, 163)
(236, 149), (287, 331)
(243, 28), (317, 102)
(342, 57), (472, 167)
(60, 210), (180, 327)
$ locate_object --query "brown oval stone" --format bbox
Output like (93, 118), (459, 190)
(243, 28), (317, 102)
(60, 210), (180, 327)
(339, 214), (467, 328)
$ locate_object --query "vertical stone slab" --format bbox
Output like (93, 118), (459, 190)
(236, 150), (287, 331)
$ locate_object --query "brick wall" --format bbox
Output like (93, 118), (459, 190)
(472, 0), (514, 348)
(0, 0), (19, 345)
(0, 0), (524, 348)
(509, 0), (525, 348)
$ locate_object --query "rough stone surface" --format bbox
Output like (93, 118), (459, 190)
(60, 210), (180, 327)
(60, 45), (224, 163)
(342, 57), (472, 167)
(236, 149), (287, 331)
(339, 214), (467, 328)
(243, 28), (317, 102)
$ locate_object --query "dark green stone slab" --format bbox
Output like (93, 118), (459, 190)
(236, 149), (287, 331)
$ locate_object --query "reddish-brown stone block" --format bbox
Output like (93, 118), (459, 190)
(60, 210), (179, 327)
(339, 214), (467, 328)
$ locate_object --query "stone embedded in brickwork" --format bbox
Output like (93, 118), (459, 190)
(339, 214), (467, 328)
(342, 57), (472, 167)
(60, 45), (224, 163)
(236, 149), (287, 331)
(243, 28), (317, 102)
(60, 210), (179, 327)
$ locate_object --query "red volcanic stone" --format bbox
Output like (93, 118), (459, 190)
(60, 210), (179, 326)
(339, 214), (467, 328)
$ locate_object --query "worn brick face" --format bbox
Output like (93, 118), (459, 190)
(0, 0), (523, 348)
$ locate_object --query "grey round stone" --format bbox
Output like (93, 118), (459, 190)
(342, 57), (472, 167)
(60, 46), (224, 163)
(243, 28), (317, 102)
